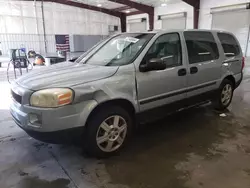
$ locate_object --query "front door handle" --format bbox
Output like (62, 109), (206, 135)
(178, 68), (187, 76)
(190, 67), (198, 74)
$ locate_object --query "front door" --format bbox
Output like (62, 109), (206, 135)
(183, 31), (222, 98)
(136, 33), (188, 112)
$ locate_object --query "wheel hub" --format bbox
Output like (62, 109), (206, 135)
(96, 115), (128, 152)
(108, 128), (119, 141)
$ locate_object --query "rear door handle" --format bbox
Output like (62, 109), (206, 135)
(178, 68), (187, 76)
(190, 67), (198, 74)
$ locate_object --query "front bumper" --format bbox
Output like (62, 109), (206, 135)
(13, 117), (84, 144)
(10, 87), (98, 143)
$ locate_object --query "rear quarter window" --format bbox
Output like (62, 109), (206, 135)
(184, 31), (219, 64)
(217, 33), (241, 57)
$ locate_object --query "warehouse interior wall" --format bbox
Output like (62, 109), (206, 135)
(126, 1), (193, 32)
(126, 13), (149, 32)
(199, 0), (250, 29)
(199, 0), (250, 59)
(0, 0), (120, 55)
(1, 0), (250, 56)
(154, 2), (193, 30)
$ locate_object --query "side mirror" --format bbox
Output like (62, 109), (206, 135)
(69, 57), (79, 62)
(140, 58), (166, 72)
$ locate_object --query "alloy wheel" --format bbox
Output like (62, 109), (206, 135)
(96, 115), (127, 152)
(221, 84), (233, 106)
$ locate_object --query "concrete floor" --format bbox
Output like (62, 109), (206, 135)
(1, 71), (250, 188)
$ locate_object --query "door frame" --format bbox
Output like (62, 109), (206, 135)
(134, 31), (189, 112)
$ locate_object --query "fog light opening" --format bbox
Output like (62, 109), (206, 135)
(29, 113), (42, 126)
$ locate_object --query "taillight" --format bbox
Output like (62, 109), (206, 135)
(242, 57), (245, 70)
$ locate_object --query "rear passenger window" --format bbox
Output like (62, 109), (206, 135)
(217, 33), (240, 57)
(184, 31), (219, 64)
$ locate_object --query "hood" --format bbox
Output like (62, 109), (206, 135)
(16, 62), (118, 90)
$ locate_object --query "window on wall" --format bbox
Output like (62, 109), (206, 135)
(184, 31), (219, 64)
(217, 33), (241, 57)
(144, 33), (182, 68)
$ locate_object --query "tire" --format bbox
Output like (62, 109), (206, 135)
(84, 105), (132, 158)
(213, 79), (234, 111)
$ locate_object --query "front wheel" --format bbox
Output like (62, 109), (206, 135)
(213, 79), (234, 110)
(84, 106), (132, 158)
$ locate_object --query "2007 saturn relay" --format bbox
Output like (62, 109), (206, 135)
(10, 30), (244, 157)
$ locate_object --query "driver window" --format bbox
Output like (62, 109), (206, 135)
(144, 33), (182, 68)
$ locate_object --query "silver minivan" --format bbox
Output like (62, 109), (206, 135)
(10, 30), (244, 157)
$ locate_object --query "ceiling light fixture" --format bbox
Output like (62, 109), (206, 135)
(161, 3), (167, 7)
(126, 10), (131, 13)
(97, 3), (102, 7)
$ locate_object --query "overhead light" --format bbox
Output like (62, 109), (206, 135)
(161, 3), (167, 7)
(126, 10), (131, 13)
(97, 4), (102, 7)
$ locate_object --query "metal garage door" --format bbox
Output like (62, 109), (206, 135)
(212, 9), (250, 56)
(161, 12), (186, 30)
(128, 19), (147, 32)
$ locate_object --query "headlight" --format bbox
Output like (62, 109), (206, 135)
(30, 88), (73, 108)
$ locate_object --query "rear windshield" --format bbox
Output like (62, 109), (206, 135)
(217, 33), (241, 57)
(184, 31), (219, 64)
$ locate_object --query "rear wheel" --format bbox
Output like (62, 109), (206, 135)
(213, 79), (234, 110)
(84, 106), (132, 157)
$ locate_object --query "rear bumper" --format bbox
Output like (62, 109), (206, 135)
(235, 72), (243, 88)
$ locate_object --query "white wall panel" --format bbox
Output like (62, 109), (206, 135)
(45, 35), (56, 53)
(212, 10), (250, 56)
(9, 2), (22, 16)
(37, 19), (43, 35)
(129, 22), (147, 32)
(0, 1), (120, 36)
(0, 2), (9, 15)
(102, 24), (109, 36)
(155, 3), (193, 30)
(77, 9), (86, 22)
(199, 0), (250, 29)
(162, 17), (186, 30)
(0, 0), (120, 55)
(0, 33), (55, 55)
(0, 16), (6, 33)
(45, 20), (54, 34)
(23, 18), (37, 34)
(126, 1), (193, 31)
(44, 8), (53, 20)
(5, 16), (23, 33)
(22, 5), (35, 17)
(127, 13), (148, 31)
(199, 0), (250, 59)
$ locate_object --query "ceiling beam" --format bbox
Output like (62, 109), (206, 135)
(126, 10), (144, 16)
(182, 0), (200, 29)
(113, 5), (131, 11)
(54, 0), (123, 17)
(182, 0), (199, 7)
(108, 0), (153, 13)
(108, 0), (154, 30)
(20, 0), (123, 17)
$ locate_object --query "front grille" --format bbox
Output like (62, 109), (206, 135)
(11, 90), (22, 104)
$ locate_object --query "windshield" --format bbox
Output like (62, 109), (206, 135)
(83, 33), (154, 66)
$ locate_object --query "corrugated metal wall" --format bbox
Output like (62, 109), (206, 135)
(0, 34), (56, 55)
(0, 1), (121, 55)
